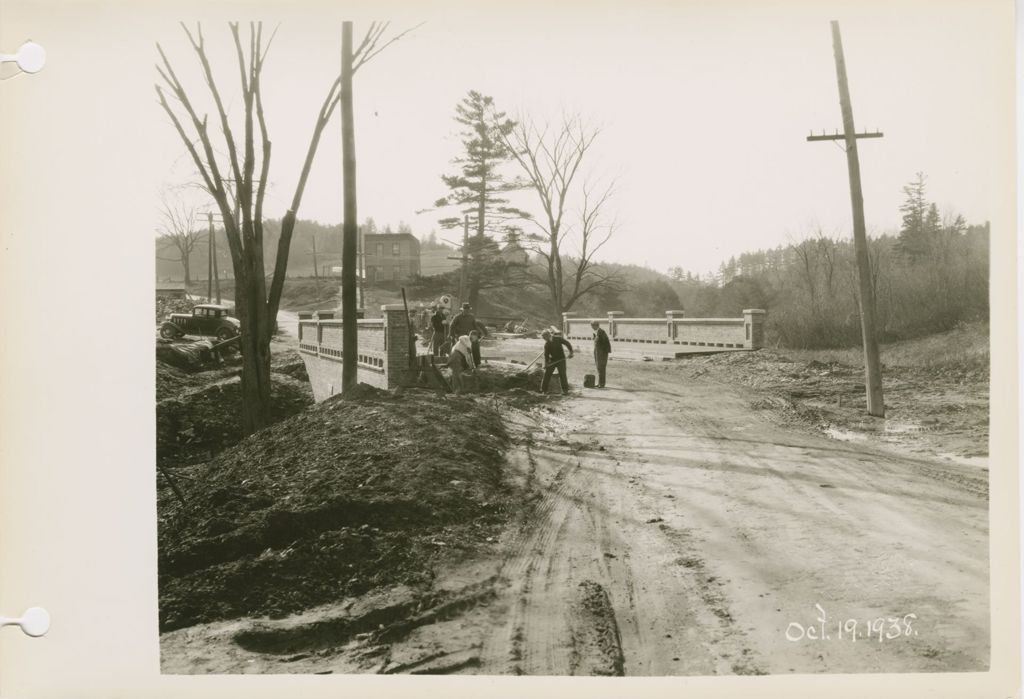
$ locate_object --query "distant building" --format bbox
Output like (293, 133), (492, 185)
(499, 240), (529, 265)
(156, 281), (187, 299)
(363, 232), (421, 282)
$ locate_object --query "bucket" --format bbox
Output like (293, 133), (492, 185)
(583, 374), (596, 388)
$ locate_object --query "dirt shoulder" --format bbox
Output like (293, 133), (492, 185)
(683, 325), (989, 469)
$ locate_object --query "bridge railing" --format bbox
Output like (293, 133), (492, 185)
(563, 309), (765, 352)
(297, 305), (414, 400)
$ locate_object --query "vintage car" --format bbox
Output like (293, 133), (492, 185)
(159, 304), (240, 341)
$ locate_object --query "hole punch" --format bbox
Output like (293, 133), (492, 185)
(0, 41), (46, 74)
(0, 607), (50, 637)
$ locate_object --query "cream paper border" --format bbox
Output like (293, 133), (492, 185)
(0, 0), (1017, 697)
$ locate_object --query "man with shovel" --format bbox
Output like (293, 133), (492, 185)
(539, 329), (574, 395)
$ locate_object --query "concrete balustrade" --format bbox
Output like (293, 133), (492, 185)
(298, 304), (414, 400)
(563, 309), (766, 357)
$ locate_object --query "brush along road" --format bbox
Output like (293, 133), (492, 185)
(161, 356), (988, 675)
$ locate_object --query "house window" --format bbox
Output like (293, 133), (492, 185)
(392, 266), (400, 280)
(392, 242), (400, 256)
(375, 243), (383, 257)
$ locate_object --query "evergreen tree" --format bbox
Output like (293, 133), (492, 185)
(896, 172), (932, 260)
(434, 90), (529, 309)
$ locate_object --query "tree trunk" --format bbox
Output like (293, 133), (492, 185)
(235, 271), (272, 433)
(182, 256), (191, 286)
(340, 22), (358, 393)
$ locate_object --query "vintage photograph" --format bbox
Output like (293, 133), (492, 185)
(151, 2), (1003, 677)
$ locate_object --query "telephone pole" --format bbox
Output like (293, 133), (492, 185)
(808, 20), (884, 417)
(357, 225), (365, 310)
(458, 215), (469, 306)
(340, 21), (358, 392)
(309, 237), (321, 303)
(207, 212), (214, 302)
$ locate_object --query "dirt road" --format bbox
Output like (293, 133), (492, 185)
(471, 360), (989, 675)
(161, 357), (989, 675)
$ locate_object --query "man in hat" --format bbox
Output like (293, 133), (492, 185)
(449, 302), (486, 362)
(591, 320), (611, 388)
(540, 329), (574, 395)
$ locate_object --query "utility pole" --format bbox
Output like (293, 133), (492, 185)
(212, 221), (221, 304)
(310, 237), (321, 303)
(808, 20), (885, 417)
(458, 214), (469, 306)
(357, 225), (365, 310)
(207, 212), (214, 302)
(340, 21), (358, 392)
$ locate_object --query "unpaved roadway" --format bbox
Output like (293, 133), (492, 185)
(161, 356), (989, 675)
(470, 360), (988, 675)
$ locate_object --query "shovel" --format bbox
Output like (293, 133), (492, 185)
(518, 350), (546, 374)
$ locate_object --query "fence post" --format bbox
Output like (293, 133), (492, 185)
(561, 312), (576, 337)
(381, 304), (410, 388)
(607, 311), (624, 339)
(743, 309), (766, 349)
(666, 309), (685, 342)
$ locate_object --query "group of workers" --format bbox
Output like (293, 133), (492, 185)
(428, 301), (612, 395)
(538, 320), (611, 394)
(428, 302), (487, 394)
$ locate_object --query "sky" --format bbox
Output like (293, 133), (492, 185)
(0, 0), (1015, 276)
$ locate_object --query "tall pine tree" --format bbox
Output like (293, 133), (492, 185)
(896, 172), (935, 261)
(434, 90), (529, 310)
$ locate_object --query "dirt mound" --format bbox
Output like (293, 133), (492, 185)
(157, 373), (312, 467)
(158, 390), (519, 631)
(157, 296), (195, 323)
(473, 363), (544, 392)
(270, 350), (309, 382)
(156, 361), (197, 396)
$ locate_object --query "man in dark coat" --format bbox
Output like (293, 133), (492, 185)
(539, 329), (574, 394)
(449, 303), (485, 345)
(430, 305), (446, 356)
(591, 320), (611, 388)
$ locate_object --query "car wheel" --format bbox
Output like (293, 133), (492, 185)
(216, 327), (237, 341)
(160, 324), (182, 340)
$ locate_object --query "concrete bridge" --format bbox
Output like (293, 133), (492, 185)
(562, 309), (766, 358)
(297, 306), (767, 401)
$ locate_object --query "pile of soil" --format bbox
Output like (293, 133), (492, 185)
(157, 388), (519, 632)
(156, 339), (230, 371)
(157, 296), (195, 323)
(472, 363), (544, 392)
(157, 374), (312, 467)
(271, 349), (309, 382)
(157, 362), (313, 467)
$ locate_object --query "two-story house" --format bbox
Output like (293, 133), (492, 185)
(363, 232), (421, 282)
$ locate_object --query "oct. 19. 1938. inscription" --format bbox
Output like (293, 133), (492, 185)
(785, 604), (918, 643)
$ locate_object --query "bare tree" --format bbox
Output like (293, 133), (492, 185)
(156, 194), (204, 286)
(156, 22), (341, 433)
(503, 116), (620, 318)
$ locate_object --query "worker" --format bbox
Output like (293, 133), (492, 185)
(469, 329), (483, 367)
(591, 320), (612, 388)
(449, 302), (486, 346)
(430, 305), (446, 357)
(539, 329), (574, 395)
(448, 334), (476, 394)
